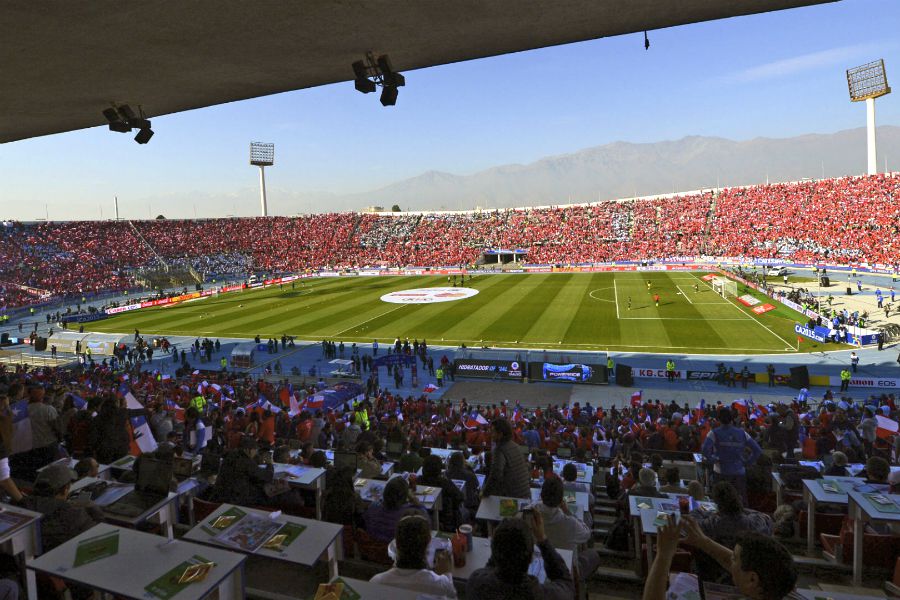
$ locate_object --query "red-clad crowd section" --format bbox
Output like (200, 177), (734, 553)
(2, 174), (898, 308)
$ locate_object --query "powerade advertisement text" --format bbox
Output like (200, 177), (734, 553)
(527, 362), (608, 385)
(454, 358), (524, 380)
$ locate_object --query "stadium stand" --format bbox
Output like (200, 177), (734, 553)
(2, 174), (899, 309)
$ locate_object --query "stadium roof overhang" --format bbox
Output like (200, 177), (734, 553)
(1, 0), (838, 144)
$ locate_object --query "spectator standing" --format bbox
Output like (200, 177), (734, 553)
(701, 408), (761, 502)
(481, 418), (531, 499)
(665, 359), (675, 383)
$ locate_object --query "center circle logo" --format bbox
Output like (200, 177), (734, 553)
(381, 287), (480, 304)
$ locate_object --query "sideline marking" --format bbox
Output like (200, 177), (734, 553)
(689, 273), (796, 352)
(613, 280), (621, 319)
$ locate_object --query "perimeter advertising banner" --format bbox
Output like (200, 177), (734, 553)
(527, 362), (608, 385)
(454, 358), (525, 380)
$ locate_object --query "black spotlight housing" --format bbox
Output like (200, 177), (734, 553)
(376, 55), (394, 75)
(103, 108), (121, 124)
(108, 121), (132, 133)
(384, 72), (405, 88)
(355, 78), (376, 94)
(352, 60), (369, 80)
(117, 104), (137, 123)
(380, 85), (398, 107)
(134, 127), (154, 144)
(131, 118), (151, 130)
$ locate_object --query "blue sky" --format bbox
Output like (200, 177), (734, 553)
(2, 0), (899, 220)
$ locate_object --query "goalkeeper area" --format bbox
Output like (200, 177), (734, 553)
(90, 271), (815, 354)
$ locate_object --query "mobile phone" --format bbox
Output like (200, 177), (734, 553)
(521, 507), (535, 529)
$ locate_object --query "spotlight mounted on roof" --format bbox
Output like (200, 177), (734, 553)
(352, 52), (406, 107)
(102, 103), (154, 144)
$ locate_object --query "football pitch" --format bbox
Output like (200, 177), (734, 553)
(90, 272), (819, 354)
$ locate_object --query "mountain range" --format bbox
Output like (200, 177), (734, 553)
(290, 125), (900, 212)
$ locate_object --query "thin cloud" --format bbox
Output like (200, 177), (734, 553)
(726, 43), (892, 83)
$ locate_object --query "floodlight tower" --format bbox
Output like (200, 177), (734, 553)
(846, 60), (891, 175)
(250, 142), (275, 216)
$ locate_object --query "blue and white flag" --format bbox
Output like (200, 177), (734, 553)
(10, 400), (32, 454)
(125, 393), (158, 454)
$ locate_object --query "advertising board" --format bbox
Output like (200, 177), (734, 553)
(454, 358), (525, 380)
(527, 362), (608, 384)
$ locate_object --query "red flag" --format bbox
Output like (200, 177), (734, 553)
(630, 390), (642, 408)
(875, 415), (899, 440)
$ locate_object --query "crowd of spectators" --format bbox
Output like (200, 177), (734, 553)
(2, 174), (898, 308)
(0, 346), (898, 598)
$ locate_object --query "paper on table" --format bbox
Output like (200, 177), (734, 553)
(0, 510), (31, 536)
(144, 554), (214, 599)
(200, 506), (247, 536)
(863, 493), (900, 513)
(213, 514), (283, 553)
(328, 577), (362, 600)
(264, 522), (307, 551)
(73, 530), (120, 567)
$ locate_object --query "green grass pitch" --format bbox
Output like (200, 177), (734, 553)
(90, 272), (823, 354)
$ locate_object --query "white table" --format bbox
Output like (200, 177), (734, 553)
(176, 478), (203, 526)
(182, 503), (343, 582)
(326, 576), (424, 599)
(528, 488), (590, 521)
(450, 532), (573, 585)
(794, 590), (876, 600)
(552, 460), (593, 484)
(846, 490), (900, 587)
(451, 473), (486, 492)
(475, 495), (532, 535)
(108, 454), (136, 473)
(629, 495), (716, 575)
(800, 477), (885, 556)
(0, 503), (42, 600)
(424, 447), (461, 462)
(27, 523), (245, 600)
(272, 462), (326, 519)
(69, 477), (181, 539)
(355, 478), (444, 530)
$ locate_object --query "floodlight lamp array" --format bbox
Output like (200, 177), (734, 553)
(250, 142), (275, 167)
(847, 59), (891, 102)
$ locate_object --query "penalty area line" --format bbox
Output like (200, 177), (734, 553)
(689, 272), (796, 352)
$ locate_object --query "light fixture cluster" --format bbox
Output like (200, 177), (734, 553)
(102, 104), (154, 144)
(352, 53), (406, 106)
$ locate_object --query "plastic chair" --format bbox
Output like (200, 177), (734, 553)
(354, 528), (392, 565)
(820, 518), (900, 569)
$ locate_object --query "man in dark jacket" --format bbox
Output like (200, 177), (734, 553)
(21, 463), (102, 552)
(211, 436), (273, 506)
(482, 418), (531, 499)
(466, 511), (574, 600)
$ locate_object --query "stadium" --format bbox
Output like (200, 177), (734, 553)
(1, 2), (900, 600)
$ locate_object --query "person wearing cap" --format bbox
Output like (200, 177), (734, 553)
(21, 463), (102, 552)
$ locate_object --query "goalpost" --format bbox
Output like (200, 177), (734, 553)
(711, 277), (738, 299)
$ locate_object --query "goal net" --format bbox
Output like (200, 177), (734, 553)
(711, 277), (738, 298)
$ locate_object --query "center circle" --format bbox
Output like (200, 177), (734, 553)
(381, 287), (480, 304)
